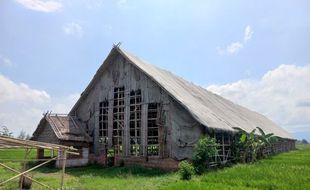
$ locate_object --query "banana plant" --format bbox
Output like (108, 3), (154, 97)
(256, 127), (276, 157)
(256, 126), (275, 146)
(233, 127), (257, 162)
(233, 127), (274, 163)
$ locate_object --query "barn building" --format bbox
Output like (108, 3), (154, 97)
(32, 46), (295, 169)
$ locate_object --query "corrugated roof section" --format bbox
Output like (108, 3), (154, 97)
(117, 48), (293, 139)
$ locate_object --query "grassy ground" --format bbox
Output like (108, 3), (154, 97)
(0, 145), (309, 190)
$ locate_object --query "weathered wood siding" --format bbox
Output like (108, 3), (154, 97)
(71, 53), (203, 160)
(35, 122), (59, 144)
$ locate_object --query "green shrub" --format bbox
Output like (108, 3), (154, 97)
(179, 160), (194, 180)
(192, 136), (218, 174)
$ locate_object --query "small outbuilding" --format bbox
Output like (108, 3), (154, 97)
(31, 113), (92, 167)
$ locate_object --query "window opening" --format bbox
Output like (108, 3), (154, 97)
(147, 103), (159, 156)
(99, 100), (109, 142)
(113, 86), (125, 155)
(129, 89), (142, 156)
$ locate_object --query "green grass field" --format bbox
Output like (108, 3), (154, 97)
(0, 145), (309, 190)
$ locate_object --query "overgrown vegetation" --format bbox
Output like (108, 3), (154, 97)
(192, 135), (219, 174)
(178, 160), (194, 180)
(233, 127), (276, 163)
(179, 127), (281, 180)
(165, 145), (310, 190)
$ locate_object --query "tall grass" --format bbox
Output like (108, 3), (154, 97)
(162, 145), (310, 190)
(0, 145), (309, 190)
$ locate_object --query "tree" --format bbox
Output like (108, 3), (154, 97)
(0, 126), (13, 137)
(25, 134), (31, 140)
(301, 139), (308, 144)
(17, 130), (27, 139)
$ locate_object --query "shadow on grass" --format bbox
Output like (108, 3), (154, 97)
(34, 162), (171, 178)
(65, 164), (171, 178)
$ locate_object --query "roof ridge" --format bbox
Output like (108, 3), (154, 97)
(46, 115), (64, 139)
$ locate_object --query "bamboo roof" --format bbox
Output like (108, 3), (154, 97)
(0, 135), (77, 152)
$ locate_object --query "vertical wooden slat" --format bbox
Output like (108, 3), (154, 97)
(222, 134), (224, 163)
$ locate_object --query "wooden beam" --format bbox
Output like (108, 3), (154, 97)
(0, 136), (78, 151)
(0, 158), (58, 162)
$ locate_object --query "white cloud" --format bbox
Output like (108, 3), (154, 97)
(63, 22), (84, 37)
(244, 25), (254, 42)
(0, 55), (13, 67)
(117, 0), (127, 7)
(226, 42), (243, 55)
(117, 0), (136, 10)
(0, 74), (79, 136)
(15, 0), (62, 13)
(207, 64), (310, 135)
(217, 25), (254, 55)
(84, 1), (104, 9)
(0, 74), (50, 104)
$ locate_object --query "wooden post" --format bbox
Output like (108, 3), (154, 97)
(214, 133), (217, 163)
(60, 149), (67, 190)
(228, 135), (231, 160)
(222, 134), (224, 163)
(37, 148), (44, 159)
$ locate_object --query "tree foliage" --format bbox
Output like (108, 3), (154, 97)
(301, 139), (308, 144)
(0, 126), (13, 137)
(17, 130), (27, 139)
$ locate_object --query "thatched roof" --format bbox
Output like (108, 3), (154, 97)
(70, 46), (293, 140)
(33, 114), (92, 142)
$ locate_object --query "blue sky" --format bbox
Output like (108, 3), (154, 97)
(0, 0), (309, 141)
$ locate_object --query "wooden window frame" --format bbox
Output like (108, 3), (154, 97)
(99, 100), (109, 141)
(112, 86), (125, 155)
(129, 89), (142, 156)
(147, 103), (160, 156)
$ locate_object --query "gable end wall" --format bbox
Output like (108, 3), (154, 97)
(71, 53), (204, 160)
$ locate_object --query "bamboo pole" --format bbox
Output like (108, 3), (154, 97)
(60, 149), (67, 190)
(0, 158), (60, 162)
(20, 148), (31, 190)
(0, 157), (58, 186)
(0, 163), (52, 189)
(0, 135), (78, 151)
